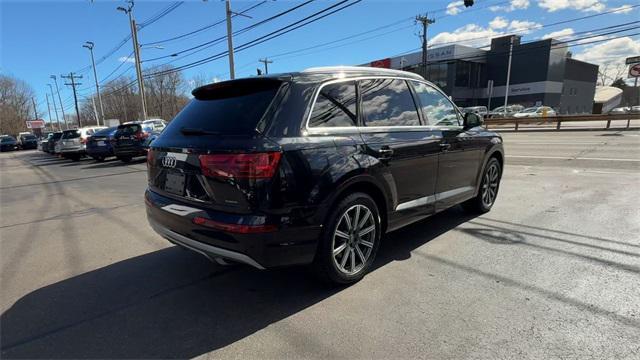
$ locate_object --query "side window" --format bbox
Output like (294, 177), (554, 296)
(360, 78), (420, 127)
(308, 81), (357, 127)
(410, 81), (461, 127)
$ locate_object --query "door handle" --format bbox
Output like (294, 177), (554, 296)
(378, 147), (394, 159)
(439, 143), (451, 152)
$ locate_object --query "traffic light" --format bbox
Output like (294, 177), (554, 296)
(464, 0), (474, 7)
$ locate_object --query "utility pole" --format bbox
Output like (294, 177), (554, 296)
(45, 94), (54, 130)
(503, 35), (515, 116)
(61, 72), (83, 128)
(51, 75), (67, 129)
(83, 41), (105, 125)
(258, 58), (273, 74)
(47, 83), (62, 130)
(416, 14), (435, 79)
(31, 97), (39, 121)
(226, 0), (236, 79)
(118, 1), (147, 120)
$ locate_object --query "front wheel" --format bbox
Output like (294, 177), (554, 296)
(313, 193), (381, 285)
(463, 157), (502, 213)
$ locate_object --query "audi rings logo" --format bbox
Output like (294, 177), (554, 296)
(162, 155), (177, 168)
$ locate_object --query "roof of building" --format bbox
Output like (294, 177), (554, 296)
(594, 86), (623, 103)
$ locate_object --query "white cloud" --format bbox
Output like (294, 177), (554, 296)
(446, 1), (464, 15)
(538, 0), (606, 13)
(490, 0), (530, 12)
(574, 37), (640, 84)
(508, 20), (542, 34)
(541, 28), (575, 40)
(430, 24), (503, 47)
(489, 16), (508, 29)
(118, 56), (135, 63)
(610, 4), (634, 14)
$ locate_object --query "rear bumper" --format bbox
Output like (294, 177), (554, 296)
(145, 189), (322, 268)
(60, 145), (85, 155)
(114, 146), (146, 157)
(86, 146), (114, 157)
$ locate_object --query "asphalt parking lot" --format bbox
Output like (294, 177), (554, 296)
(1, 129), (639, 359)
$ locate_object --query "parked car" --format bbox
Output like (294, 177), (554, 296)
(145, 67), (504, 284)
(630, 106), (640, 114)
(39, 133), (53, 152)
(113, 122), (155, 162)
(0, 135), (18, 152)
(143, 118), (167, 132)
(513, 106), (556, 118)
(17, 133), (38, 150)
(462, 106), (488, 117)
(86, 126), (118, 161)
(47, 132), (63, 154)
(609, 107), (630, 114)
(58, 126), (107, 161)
(487, 104), (525, 118)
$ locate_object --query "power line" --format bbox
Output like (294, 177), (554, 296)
(142, 1), (268, 46)
(138, 1), (184, 29)
(142, 0), (317, 63)
(145, 0), (362, 78)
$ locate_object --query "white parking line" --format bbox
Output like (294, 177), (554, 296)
(507, 155), (640, 162)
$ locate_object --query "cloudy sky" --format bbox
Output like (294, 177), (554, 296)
(2, 0), (638, 113)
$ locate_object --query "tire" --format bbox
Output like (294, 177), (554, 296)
(70, 155), (81, 162)
(92, 156), (105, 162)
(118, 156), (132, 163)
(462, 157), (502, 214)
(312, 192), (381, 285)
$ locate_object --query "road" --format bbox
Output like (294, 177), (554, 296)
(1, 129), (639, 359)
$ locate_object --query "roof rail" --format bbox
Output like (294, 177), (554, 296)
(301, 66), (422, 78)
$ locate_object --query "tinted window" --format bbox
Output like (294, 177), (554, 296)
(360, 79), (420, 127)
(1, 137), (15, 143)
(21, 135), (36, 140)
(163, 80), (281, 136)
(62, 130), (80, 139)
(410, 81), (461, 126)
(93, 127), (118, 136)
(51, 133), (63, 140)
(309, 81), (357, 127)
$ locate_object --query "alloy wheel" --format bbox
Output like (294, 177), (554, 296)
(331, 204), (376, 275)
(481, 162), (500, 207)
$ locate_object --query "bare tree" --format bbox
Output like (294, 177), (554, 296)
(0, 74), (35, 135)
(144, 65), (189, 121)
(598, 63), (627, 86)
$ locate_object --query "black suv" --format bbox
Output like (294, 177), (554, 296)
(145, 67), (504, 284)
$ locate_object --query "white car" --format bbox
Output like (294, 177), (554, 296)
(142, 118), (167, 132)
(513, 106), (557, 118)
(58, 126), (107, 160)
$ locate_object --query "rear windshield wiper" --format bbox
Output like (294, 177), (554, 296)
(180, 127), (220, 136)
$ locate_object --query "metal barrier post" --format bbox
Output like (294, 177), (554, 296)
(556, 119), (561, 130)
(606, 119), (611, 128)
(514, 119), (519, 131)
(627, 119), (631, 128)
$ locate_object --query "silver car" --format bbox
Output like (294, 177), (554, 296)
(59, 127), (106, 161)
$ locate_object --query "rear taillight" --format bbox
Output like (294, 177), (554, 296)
(81, 137), (89, 144)
(198, 152), (282, 179)
(192, 216), (277, 234)
(136, 132), (149, 141)
(147, 149), (155, 164)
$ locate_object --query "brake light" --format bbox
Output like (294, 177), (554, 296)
(198, 152), (282, 179)
(192, 216), (277, 233)
(147, 148), (155, 164)
(136, 132), (149, 140)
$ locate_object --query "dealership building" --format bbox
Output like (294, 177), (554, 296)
(367, 35), (599, 114)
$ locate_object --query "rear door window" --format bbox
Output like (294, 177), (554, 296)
(410, 81), (461, 127)
(162, 79), (282, 136)
(360, 78), (420, 127)
(308, 81), (357, 127)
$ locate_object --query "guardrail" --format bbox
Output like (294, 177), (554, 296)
(484, 113), (640, 131)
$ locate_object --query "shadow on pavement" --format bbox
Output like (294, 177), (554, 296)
(0, 207), (475, 359)
(81, 157), (146, 170)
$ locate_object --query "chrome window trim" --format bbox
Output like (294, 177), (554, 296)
(303, 75), (464, 136)
(395, 186), (475, 211)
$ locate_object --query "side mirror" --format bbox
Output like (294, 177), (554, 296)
(463, 112), (483, 129)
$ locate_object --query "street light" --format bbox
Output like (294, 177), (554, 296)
(50, 75), (67, 129)
(83, 41), (105, 125)
(118, 1), (147, 120)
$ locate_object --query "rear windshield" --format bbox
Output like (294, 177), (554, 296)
(163, 79), (282, 136)
(62, 130), (80, 139)
(94, 127), (118, 136)
(116, 124), (142, 135)
(1, 137), (15, 143)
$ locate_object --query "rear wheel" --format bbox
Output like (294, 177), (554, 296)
(118, 156), (132, 163)
(313, 193), (381, 285)
(463, 157), (501, 213)
(92, 156), (105, 162)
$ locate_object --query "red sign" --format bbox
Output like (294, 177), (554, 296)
(26, 119), (45, 129)
(370, 58), (391, 68)
(629, 63), (640, 78)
